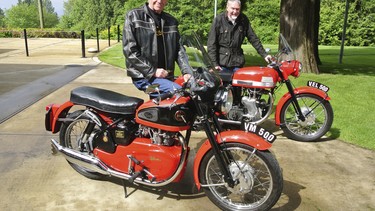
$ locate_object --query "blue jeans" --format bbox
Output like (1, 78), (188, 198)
(132, 77), (181, 98)
(221, 66), (240, 73)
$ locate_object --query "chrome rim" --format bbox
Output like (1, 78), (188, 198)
(284, 96), (328, 137)
(205, 147), (273, 210)
(65, 119), (90, 151)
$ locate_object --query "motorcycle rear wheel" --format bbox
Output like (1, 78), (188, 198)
(59, 110), (104, 180)
(199, 143), (283, 211)
(280, 93), (333, 142)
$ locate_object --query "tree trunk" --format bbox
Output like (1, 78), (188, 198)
(280, 0), (321, 73)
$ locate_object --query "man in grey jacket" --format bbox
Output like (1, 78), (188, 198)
(207, 0), (272, 72)
(123, 0), (191, 98)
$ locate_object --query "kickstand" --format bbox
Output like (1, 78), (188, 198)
(122, 179), (128, 198)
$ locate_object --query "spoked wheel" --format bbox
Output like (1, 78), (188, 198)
(199, 143), (283, 211)
(280, 93), (333, 142)
(59, 110), (104, 180)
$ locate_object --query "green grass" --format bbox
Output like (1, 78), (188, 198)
(99, 43), (375, 150)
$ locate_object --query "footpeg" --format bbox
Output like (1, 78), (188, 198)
(129, 171), (142, 183)
(127, 155), (156, 183)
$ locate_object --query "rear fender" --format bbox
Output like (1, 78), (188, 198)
(275, 86), (331, 125)
(193, 130), (272, 190)
(46, 101), (74, 133)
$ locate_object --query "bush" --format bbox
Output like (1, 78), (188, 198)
(0, 28), (81, 38)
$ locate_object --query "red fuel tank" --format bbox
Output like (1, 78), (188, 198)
(136, 96), (192, 132)
(232, 66), (279, 88)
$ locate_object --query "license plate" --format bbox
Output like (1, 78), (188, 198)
(307, 80), (330, 93)
(241, 121), (277, 143)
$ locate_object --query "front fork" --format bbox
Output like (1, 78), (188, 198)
(285, 80), (306, 122)
(193, 97), (236, 187)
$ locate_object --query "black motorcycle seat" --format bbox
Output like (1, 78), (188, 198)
(218, 71), (233, 82)
(70, 86), (144, 115)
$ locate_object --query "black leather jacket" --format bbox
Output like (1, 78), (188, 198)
(123, 4), (190, 80)
(207, 12), (267, 68)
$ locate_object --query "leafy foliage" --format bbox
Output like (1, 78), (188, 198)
(319, 0), (375, 46)
(4, 0), (59, 28)
(58, 0), (125, 33)
(1, 0), (374, 46)
(244, 0), (280, 44)
(0, 8), (5, 28)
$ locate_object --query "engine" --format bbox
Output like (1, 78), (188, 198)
(137, 125), (181, 146)
(227, 88), (274, 124)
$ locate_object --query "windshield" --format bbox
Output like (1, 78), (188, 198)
(278, 34), (295, 62)
(179, 32), (221, 102)
(180, 32), (214, 71)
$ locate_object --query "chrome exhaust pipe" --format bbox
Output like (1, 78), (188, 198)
(51, 139), (110, 175)
(50, 138), (188, 187)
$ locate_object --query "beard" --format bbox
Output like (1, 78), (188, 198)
(228, 15), (238, 23)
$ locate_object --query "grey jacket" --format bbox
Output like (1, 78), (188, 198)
(123, 4), (190, 80)
(207, 12), (267, 68)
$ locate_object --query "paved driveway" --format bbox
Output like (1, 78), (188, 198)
(0, 38), (374, 210)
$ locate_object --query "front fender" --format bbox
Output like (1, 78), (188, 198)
(193, 130), (272, 190)
(275, 86), (331, 125)
(49, 101), (74, 133)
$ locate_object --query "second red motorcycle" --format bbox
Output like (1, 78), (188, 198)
(213, 34), (334, 142)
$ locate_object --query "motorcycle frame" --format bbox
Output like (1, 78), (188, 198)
(46, 95), (273, 189)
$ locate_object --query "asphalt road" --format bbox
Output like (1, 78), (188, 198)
(0, 64), (95, 123)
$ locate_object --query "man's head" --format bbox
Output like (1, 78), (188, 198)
(226, 0), (241, 21)
(148, 0), (168, 14)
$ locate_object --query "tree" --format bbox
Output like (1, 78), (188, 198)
(5, 4), (40, 28)
(345, 0), (375, 46)
(168, 0), (214, 39)
(60, 0), (125, 32)
(244, 0), (280, 44)
(0, 8), (5, 28)
(280, 0), (321, 73)
(5, 0), (58, 28)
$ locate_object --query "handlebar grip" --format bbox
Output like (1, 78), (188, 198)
(159, 91), (173, 101)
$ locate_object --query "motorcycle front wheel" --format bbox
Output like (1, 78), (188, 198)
(59, 110), (104, 180)
(280, 93), (333, 142)
(199, 143), (283, 211)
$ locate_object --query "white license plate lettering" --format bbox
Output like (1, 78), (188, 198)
(307, 80), (330, 92)
(242, 122), (276, 143)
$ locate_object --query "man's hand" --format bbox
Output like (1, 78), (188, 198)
(155, 68), (169, 78)
(215, 66), (223, 71)
(183, 74), (192, 82)
(264, 55), (273, 63)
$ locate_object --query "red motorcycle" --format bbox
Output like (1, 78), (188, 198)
(45, 35), (283, 211)
(213, 34), (334, 142)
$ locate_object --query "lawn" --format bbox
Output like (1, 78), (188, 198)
(98, 43), (375, 150)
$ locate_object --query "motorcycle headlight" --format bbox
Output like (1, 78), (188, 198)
(214, 88), (233, 114)
(292, 62), (302, 78)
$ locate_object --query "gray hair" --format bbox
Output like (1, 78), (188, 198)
(227, 0), (241, 7)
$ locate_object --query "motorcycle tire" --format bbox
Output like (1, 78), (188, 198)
(280, 93), (333, 142)
(199, 143), (283, 211)
(59, 110), (105, 180)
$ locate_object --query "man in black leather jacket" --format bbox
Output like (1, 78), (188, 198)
(123, 0), (191, 97)
(207, 0), (272, 72)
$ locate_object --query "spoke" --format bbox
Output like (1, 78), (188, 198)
(240, 148), (256, 171)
